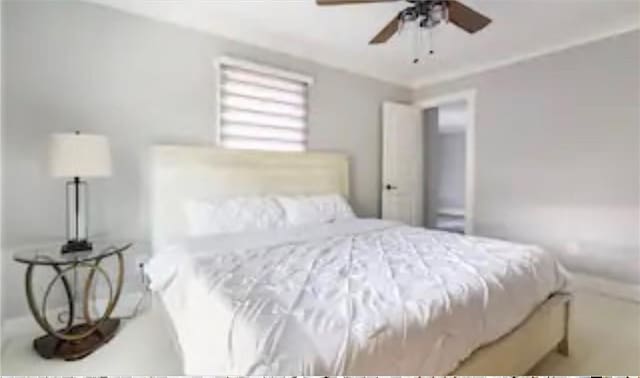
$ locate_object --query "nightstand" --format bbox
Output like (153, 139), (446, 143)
(12, 241), (133, 361)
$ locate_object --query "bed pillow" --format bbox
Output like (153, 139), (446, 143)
(185, 196), (286, 236)
(277, 194), (355, 226)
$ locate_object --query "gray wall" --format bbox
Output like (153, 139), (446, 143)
(415, 30), (640, 283)
(1, 0), (410, 319)
(438, 133), (466, 210)
(423, 107), (439, 227)
(423, 107), (467, 228)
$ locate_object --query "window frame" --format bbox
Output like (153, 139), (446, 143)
(215, 56), (314, 151)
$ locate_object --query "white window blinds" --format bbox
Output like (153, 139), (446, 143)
(218, 58), (311, 152)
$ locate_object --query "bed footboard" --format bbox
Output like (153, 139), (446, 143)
(452, 293), (571, 375)
(556, 296), (571, 356)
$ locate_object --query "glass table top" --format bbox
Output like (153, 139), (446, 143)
(13, 241), (132, 266)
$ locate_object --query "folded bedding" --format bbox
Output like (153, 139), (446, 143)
(148, 218), (566, 375)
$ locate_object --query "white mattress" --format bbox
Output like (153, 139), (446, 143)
(147, 219), (566, 375)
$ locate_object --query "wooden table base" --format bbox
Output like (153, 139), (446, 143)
(33, 318), (120, 361)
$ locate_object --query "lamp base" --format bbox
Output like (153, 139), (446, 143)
(61, 239), (93, 254)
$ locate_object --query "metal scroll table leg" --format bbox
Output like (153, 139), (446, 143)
(26, 255), (124, 360)
(83, 251), (124, 324)
(25, 263), (75, 330)
(25, 263), (75, 358)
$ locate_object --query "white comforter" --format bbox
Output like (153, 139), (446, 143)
(148, 219), (566, 375)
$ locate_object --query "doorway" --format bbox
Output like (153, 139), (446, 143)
(418, 90), (475, 234)
(381, 90), (475, 234)
(423, 100), (468, 233)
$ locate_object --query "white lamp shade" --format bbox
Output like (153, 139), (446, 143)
(50, 133), (112, 177)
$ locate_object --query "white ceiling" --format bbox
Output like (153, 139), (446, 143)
(88, 0), (640, 87)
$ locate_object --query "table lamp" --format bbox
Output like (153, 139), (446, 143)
(50, 131), (112, 253)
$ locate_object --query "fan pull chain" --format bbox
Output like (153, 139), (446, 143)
(429, 28), (434, 55)
(412, 20), (420, 64)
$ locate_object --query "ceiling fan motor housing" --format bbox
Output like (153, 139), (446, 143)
(403, 0), (449, 29)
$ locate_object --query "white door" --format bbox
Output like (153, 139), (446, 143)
(382, 102), (423, 226)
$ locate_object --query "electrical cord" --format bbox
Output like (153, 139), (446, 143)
(87, 257), (152, 321)
(118, 259), (152, 320)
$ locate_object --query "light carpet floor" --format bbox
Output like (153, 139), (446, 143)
(2, 290), (639, 375)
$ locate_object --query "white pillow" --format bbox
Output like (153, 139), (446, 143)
(185, 196), (285, 236)
(277, 194), (355, 226)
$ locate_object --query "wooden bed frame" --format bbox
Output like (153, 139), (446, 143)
(453, 293), (570, 374)
(150, 145), (570, 375)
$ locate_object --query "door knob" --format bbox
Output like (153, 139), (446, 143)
(385, 184), (398, 190)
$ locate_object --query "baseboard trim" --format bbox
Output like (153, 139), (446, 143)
(569, 272), (640, 303)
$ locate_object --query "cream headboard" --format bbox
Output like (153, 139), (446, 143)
(150, 145), (349, 245)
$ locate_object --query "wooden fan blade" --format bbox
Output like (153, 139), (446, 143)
(369, 15), (400, 44)
(447, 0), (491, 33)
(317, 0), (399, 5)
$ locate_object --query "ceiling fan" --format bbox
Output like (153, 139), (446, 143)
(316, 0), (491, 46)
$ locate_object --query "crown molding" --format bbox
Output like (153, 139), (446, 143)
(410, 24), (640, 90)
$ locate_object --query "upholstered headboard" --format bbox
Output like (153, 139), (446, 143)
(150, 145), (349, 246)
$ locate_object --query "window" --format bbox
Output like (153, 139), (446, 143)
(217, 57), (313, 152)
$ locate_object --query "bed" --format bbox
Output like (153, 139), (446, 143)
(148, 145), (570, 375)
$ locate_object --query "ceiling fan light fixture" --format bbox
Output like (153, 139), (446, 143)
(430, 3), (447, 23)
(399, 7), (419, 23)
